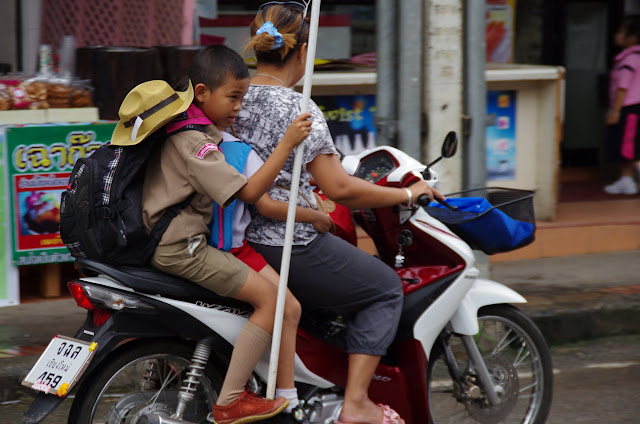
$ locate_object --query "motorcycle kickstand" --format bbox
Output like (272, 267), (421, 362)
(460, 335), (501, 406)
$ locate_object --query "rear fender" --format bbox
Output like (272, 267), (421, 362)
(22, 301), (232, 424)
(448, 278), (527, 336)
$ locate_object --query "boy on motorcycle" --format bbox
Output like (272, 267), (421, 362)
(200, 47), (336, 424)
(141, 45), (312, 423)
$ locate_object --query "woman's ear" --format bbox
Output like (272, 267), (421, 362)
(298, 43), (308, 64)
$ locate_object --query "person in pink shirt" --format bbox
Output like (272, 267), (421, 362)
(605, 15), (640, 194)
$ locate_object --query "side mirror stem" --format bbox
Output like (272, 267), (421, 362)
(426, 156), (443, 169)
(422, 156), (443, 179)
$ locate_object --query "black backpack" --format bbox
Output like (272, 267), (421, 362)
(60, 126), (203, 266)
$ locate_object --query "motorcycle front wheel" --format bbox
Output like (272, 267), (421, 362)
(68, 340), (224, 423)
(427, 304), (553, 424)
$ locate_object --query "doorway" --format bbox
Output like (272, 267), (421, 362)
(563, 2), (609, 166)
(542, 0), (626, 201)
(545, 1), (624, 167)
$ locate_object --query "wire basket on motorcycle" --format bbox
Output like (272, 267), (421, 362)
(424, 187), (536, 254)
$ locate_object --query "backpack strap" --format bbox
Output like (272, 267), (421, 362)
(148, 124), (208, 244)
(149, 192), (197, 243)
(100, 198), (131, 219)
(209, 141), (253, 251)
(167, 123), (207, 136)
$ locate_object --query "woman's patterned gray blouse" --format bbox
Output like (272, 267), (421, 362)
(234, 84), (338, 246)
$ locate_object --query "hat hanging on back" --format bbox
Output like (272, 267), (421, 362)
(111, 80), (193, 146)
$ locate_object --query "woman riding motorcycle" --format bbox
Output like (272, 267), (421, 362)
(234, 3), (443, 423)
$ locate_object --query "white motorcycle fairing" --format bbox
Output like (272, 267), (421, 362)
(342, 146), (427, 184)
(152, 295), (335, 388)
(404, 207), (527, 360)
(78, 275), (335, 389)
(448, 278), (527, 335)
(413, 275), (527, 360)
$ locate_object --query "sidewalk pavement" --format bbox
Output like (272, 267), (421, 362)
(1, 250), (640, 402)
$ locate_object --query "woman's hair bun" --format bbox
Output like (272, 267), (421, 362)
(252, 32), (277, 52)
(245, 4), (308, 63)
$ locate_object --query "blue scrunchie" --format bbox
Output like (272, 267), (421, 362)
(256, 21), (284, 50)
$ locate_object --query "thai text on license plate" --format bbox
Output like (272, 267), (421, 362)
(22, 335), (97, 397)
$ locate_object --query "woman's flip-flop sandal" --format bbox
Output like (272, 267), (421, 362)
(334, 403), (404, 424)
(378, 404), (402, 424)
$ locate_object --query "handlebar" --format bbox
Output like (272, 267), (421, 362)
(417, 194), (431, 206)
(417, 194), (458, 211)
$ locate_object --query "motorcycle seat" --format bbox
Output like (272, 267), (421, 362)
(74, 258), (234, 303)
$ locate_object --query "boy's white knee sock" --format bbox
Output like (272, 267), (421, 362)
(275, 388), (299, 413)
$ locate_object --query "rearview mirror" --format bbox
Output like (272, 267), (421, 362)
(441, 131), (458, 158)
(423, 131), (459, 179)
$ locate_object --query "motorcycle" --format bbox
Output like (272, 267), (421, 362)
(22, 132), (552, 424)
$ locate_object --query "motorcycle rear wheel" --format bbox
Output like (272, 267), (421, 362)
(427, 304), (553, 424)
(68, 340), (224, 423)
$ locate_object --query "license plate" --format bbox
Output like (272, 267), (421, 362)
(22, 335), (97, 397)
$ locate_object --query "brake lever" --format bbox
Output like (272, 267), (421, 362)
(436, 197), (458, 211)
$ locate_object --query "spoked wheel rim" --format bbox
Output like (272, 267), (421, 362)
(428, 310), (549, 424)
(89, 353), (218, 423)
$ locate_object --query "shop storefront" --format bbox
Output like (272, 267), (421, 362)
(3, 0), (636, 303)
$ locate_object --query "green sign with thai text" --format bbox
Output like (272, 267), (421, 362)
(5, 123), (115, 266)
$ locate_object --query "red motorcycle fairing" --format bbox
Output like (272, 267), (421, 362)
(352, 173), (467, 296)
(295, 328), (430, 424)
(353, 212), (466, 296)
(295, 268), (462, 424)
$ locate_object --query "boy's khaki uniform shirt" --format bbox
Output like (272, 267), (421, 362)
(142, 124), (248, 245)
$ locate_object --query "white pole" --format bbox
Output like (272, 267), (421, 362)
(266, 0), (321, 400)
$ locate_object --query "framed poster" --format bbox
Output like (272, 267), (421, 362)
(486, 0), (517, 63)
(313, 94), (377, 155)
(486, 90), (517, 181)
(5, 123), (115, 266)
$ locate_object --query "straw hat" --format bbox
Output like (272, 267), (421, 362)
(111, 80), (193, 146)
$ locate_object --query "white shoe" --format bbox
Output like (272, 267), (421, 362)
(604, 176), (638, 195)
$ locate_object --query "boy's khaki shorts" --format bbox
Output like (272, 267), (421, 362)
(151, 234), (249, 297)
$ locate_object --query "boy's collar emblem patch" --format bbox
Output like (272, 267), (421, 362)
(196, 143), (219, 159)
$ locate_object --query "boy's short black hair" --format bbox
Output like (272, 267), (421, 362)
(181, 45), (249, 91)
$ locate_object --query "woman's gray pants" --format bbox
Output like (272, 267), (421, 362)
(251, 232), (404, 356)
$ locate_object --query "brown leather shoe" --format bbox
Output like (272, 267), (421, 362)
(211, 389), (289, 424)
